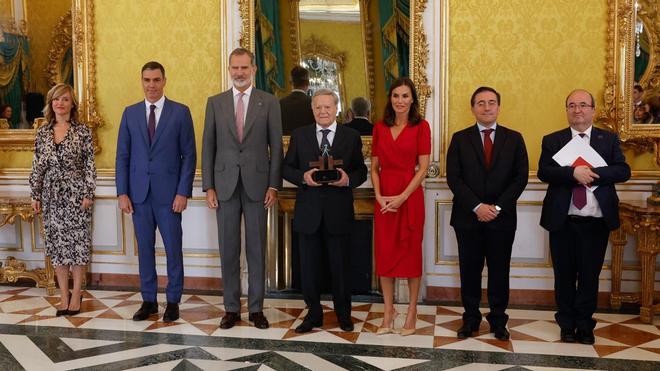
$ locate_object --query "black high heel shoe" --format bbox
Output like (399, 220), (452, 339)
(66, 293), (83, 316)
(56, 292), (71, 316)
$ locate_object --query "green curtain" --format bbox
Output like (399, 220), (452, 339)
(379, 0), (410, 90)
(255, 0), (284, 94)
(0, 32), (30, 128)
(635, 32), (650, 82)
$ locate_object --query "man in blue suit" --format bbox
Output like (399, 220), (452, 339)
(116, 61), (196, 323)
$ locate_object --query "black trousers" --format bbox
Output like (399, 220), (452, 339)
(455, 226), (515, 328)
(550, 216), (609, 331)
(298, 225), (351, 323)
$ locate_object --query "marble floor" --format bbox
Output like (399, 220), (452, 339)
(0, 286), (657, 370)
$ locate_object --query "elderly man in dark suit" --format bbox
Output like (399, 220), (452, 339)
(283, 88), (367, 334)
(538, 89), (630, 345)
(447, 86), (529, 341)
(345, 97), (373, 135)
(202, 48), (283, 330)
(280, 66), (315, 135)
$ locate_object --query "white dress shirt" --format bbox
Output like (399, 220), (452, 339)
(568, 126), (603, 217)
(144, 95), (165, 128)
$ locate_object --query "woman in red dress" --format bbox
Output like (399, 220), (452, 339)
(372, 77), (431, 335)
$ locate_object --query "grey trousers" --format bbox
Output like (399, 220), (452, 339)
(216, 180), (267, 313)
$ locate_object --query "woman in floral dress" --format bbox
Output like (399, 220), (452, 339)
(30, 83), (96, 316)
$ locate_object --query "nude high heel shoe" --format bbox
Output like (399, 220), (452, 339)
(376, 311), (399, 335)
(400, 312), (417, 336)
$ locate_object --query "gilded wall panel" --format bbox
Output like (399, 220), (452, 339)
(93, 0), (222, 169)
(0, 0), (12, 20)
(25, 0), (70, 95)
(448, 0), (607, 171)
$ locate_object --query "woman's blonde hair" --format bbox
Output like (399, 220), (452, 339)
(43, 83), (79, 123)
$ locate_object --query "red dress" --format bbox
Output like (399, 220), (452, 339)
(373, 119), (431, 278)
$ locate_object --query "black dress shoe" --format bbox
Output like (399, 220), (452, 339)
(295, 318), (323, 333)
(339, 319), (354, 332)
(248, 311), (270, 329)
(456, 324), (479, 339)
(560, 328), (576, 343)
(491, 326), (510, 340)
(163, 303), (179, 323)
(576, 329), (595, 345)
(132, 301), (158, 321)
(220, 312), (240, 329)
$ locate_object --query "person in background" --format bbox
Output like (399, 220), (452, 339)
(345, 97), (373, 135)
(29, 83), (96, 317)
(372, 77), (431, 336)
(280, 66), (315, 135)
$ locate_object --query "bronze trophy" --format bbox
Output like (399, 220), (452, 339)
(309, 144), (343, 184)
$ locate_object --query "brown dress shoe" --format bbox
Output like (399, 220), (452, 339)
(248, 311), (269, 329)
(220, 312), (240, 329)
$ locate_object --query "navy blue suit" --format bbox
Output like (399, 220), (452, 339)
(538, 126), (630, 331)
(116, 98), (196, 304)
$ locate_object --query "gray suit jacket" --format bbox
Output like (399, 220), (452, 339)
(202, 88), (283, 201)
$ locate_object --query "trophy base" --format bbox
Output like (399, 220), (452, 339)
(312, 169), (340, 184)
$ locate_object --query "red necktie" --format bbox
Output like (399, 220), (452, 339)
(235, 92), (245, 143)
(482, 129), (494, 169)
(148, 104), (156, 144)
(572, 133), (588, 209)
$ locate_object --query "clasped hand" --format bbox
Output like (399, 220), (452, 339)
(476, 204), (499, 222)
(573, 165), (599, 186)
(377, 194), (406, 213)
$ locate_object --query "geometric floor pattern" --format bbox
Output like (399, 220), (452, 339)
(0, 286), (658, 370)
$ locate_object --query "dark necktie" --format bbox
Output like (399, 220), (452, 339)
(320, 129), (331, 151)
(482, 128), (494, 169)
(148, 104), (156, 143)
(572, 133), (588, 209)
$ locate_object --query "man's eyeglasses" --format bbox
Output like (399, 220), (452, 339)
(566, 103), (594, 110)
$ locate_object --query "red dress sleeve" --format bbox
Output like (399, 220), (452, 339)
(418, 119), (431, 155)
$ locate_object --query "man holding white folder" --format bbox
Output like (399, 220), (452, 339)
(538, 89), (630, 345)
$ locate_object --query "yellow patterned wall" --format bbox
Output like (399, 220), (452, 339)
(300, 19), (368, 115)
(25, 0), (70, 95)
(93, 0), (221, 169)
(0, 0), (12, 21)
(445, 0), (660, 171)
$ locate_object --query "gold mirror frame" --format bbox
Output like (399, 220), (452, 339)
(45, 11), (72, 88)
(601, 0), (660, 164)
(0, 0), (102, 152)
(238, 0), (430, 116)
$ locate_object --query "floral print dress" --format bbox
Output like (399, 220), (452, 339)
(29, 121), (96, 266)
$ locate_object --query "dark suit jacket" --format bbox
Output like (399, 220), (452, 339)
(280, 91), (315, 135)
(446, 124), (529, 231)
(115, 98), (196, 205)
(538, 127), (631, 232)
(345, 118), (373, 135)
(283, 124), (367, 234)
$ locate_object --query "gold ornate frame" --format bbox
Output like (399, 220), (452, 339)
(238, 0), (430, 116)
(0, 0), (102, 152)
(600, 0), (660, 164)
(45, 11), (72, 88)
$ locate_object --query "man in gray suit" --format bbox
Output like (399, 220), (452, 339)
(202, 48), (283, 330)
